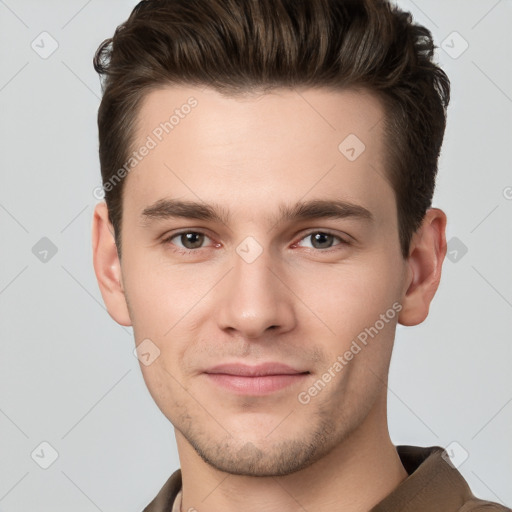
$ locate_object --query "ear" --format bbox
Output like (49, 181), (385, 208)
(398, 208), (447, 326)
(91, 202), (132, 326)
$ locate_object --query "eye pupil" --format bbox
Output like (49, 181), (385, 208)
(182, 232), (204, 249)
(311, 232), (334, 249)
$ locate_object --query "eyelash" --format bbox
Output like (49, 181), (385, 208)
(161, 230), (350, 255)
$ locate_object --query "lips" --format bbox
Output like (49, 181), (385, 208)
(205, 362), (306, 376)
(204, 363), (310, 395)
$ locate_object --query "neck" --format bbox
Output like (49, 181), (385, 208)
(175, 397), (407, 512)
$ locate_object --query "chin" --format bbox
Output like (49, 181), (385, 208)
(181, 418), (338, 477)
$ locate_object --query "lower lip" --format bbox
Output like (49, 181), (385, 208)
(205, 373), (309, 395)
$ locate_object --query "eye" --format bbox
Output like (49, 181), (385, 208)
(295, 231), (348, 250)
(163, 231), (214, 252)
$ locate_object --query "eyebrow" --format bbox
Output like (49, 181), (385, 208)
(140, 198), (374, 227)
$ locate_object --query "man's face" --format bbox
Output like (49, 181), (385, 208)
(117, 86), (410, 476)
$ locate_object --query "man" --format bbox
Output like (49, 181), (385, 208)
(91, 0), (510, 510)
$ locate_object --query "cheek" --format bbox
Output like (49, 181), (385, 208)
(291, 253), (402, 337)
(121, 248), (208, 336)
(299, 258), (402, 402)
(138, 361), (189, 423)
(122, 251), (219, 397)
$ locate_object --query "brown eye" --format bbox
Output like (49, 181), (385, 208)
(179, 232), (205, 249)
(163, 231), (213, 252)
(296, 231), (347, 250)
(310, 232), (336, 249)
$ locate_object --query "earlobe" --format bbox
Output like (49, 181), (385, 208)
(91, 202), (132, 326)
(398, 208), (447, 326)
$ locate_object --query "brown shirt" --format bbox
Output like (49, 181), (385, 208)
(143, 445), (510, 512)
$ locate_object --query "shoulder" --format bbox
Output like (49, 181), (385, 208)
(458, 498), (511, 511)
(389, 446), (511, 512)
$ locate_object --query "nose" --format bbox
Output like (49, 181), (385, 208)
(215, 244), (296, 340)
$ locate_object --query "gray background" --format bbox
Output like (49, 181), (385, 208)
(0, 0), (511, 510)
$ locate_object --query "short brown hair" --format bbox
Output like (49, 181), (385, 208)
(94, 0), (450, 259)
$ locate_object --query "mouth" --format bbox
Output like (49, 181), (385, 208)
(203, 363), (310, 395)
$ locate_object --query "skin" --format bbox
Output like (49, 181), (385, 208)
(92, 85), (447, 512)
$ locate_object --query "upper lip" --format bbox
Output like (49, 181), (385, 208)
(204, 363), (308, 377)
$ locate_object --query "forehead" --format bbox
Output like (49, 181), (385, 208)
(124, 85), (395, 228)
(135, 85), (385, 155)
